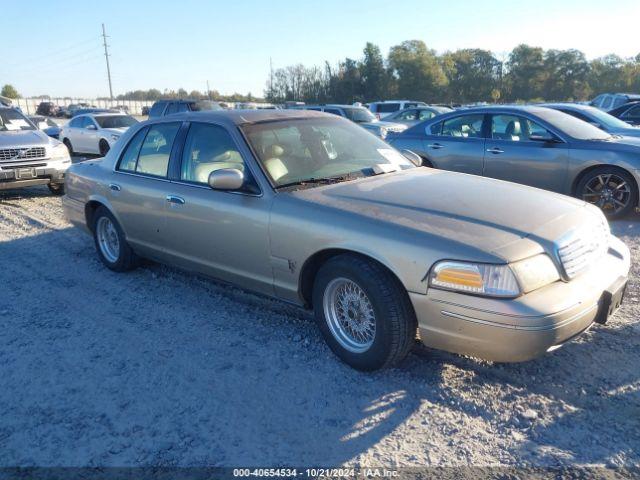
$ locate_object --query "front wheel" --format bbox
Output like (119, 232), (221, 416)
(63, 138), (74, 155)
(47, 183), (65, 196)
(312, 255), (417, 371)
(92, 206), (140, 272)
(99, 139), (110, 156)
(576, 167), (637, 219)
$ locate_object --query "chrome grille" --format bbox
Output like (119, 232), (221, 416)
(0, 147), (47, 162)
(557, 217), (609, 279)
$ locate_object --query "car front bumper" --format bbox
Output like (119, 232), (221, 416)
(0, 160), (69, 190)
(410, 236), (631, 362)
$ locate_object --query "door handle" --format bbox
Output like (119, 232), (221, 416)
(166, 195), (185, 205)
(486, 147), (505, 154)
(427, 143), (445, 149)
(109, 183), (121, 191)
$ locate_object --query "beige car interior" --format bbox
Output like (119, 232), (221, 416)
(181, 126), (246, 184)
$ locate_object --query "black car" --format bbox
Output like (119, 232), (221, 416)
(148, 99), (223, 118)
(141, 105), (150, 116)
(36, 101), (58, 116)
(590, 93), (640, 112)
(608, 101), (640, 126)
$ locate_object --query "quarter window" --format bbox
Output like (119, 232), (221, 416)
(601, 96), (613, 110)
(165, 103), (178, 115)
(117, 127), (149, 172)
(376, 103), (401, 113)
(440, 115), (484, 138)
(180, 123), (244, 185)
(149, 102), (165, 117)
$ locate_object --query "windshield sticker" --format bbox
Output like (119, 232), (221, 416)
(4, 123), (21, 131)
(8, 119), (30, 128)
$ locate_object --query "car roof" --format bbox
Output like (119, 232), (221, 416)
(436, 104), (554, 115)
(539, 103), (594, 111)
(144, 108), (329, 126)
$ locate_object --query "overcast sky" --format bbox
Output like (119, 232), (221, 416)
(3, 0), (639, 98)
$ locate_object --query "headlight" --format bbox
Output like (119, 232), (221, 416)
(110, 134), (120, 142)
(430, 261), (520, 297)
(50, 142), (71, 161)
(429, 254), (560, 298)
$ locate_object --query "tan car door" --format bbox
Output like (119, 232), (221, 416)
(161, 122), (274, 296)
(108, 122), (181, 258)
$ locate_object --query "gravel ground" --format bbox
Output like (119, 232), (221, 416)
(0, 186), (638, 469)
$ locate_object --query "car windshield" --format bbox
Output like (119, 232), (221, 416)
(242, 117), (414, 188)
(341, 107), (376, 123)
(94, 115), (138, 129)
(536, 108), (611, 140)
(581, 107), (634, 130)
(0, 109), (36, 132)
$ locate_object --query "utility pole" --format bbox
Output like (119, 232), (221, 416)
(206, 80), (211, 100)
(269, 57), (274, 100)
(102, 23), (114, 101)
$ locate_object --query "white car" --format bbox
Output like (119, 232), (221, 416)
(60, 113), (138, 156)
(368, 100), (427, 119)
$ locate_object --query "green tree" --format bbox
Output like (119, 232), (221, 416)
(442, 49), (501, 103)
(506, 44), (546, 101)
(1, 84), (20, 98)
(541, 49), (590, 101)
(388, 40), (447, 101)
(360, 42), (389, 101)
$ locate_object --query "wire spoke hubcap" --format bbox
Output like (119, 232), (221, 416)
(583, 174), (631, 213)
(323, 278), (376, 353)
(96, 217), (120, 263)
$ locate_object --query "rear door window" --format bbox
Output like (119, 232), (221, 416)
(135, 123), (181, 177)
(177, 103), (190, 113)
(377, 103), (401, 113)
(601, 96), (613, 110)
(165, 103), (178, 115)
(623, 105), (640, 119)
(440, 114), (484, 138)
(149, 102), (166, 117)
(117, 127), (149, 172)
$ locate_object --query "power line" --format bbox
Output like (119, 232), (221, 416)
(2, 37), (101, 69)
(102, 23), (114, 101)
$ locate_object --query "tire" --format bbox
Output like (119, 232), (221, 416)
(92, 206), (140, 272)
(99, 139), (110, 156)
(63, 138), (74, 155)
(576, 166), (638, 219)
(47, 183), (65, 196)
(312, 254), (417, 371)
(420, 156), (434, 168)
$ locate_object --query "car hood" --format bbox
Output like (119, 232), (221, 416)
(610, 128), (640, 139)
(289, 168), (595, 262)
(0, 129), (51, 147)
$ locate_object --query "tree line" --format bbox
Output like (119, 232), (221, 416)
(264, 41), (640, 105)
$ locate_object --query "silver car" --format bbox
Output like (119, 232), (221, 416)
(383, 105), (453, 126)
(0, 106), (71, 194)
(388, 105), (640, 218)
(63, 110), (630, 371)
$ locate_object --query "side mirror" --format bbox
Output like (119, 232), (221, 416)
(401, 149), (423, 166)
(86, 124), (97, 130)
(208, 168), (244, 191)
(529, 134), (559, 143)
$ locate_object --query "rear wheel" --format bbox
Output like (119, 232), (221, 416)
(312, 255), (416, 371)
(92, 206), (140, 272)
(576, 167), (637, 219)
(99, 139), (110, 156)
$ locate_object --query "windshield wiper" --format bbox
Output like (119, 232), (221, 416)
(275, 173), (360, 190)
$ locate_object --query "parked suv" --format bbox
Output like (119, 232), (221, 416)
(590, 93), (640, 112)
(368, 100), (427, 119)
(36, 101), (58, 116)
(296, 104), (407, 138)
(0, 106), (71, 194)
(148, 99), (223, 118)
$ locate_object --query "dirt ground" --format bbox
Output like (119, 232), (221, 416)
(0, 185), (638, 469)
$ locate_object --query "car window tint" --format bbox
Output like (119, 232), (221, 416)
(429, 121), (443, 135)
(324, 108), (341, 116)
(117, 127), (149, 172)
(377, 103), (400, 113)
(612, 97), (627, 108)
(69, 117), (81, 128)
(165, 103), (178, 115)
(135, 123), (180, 177)
(625, 105), (640, 118)
(398, 110), (417, 121)
(492, 115), (551, 141)
(441, 114), (484, 138)
(177, 103), (189, 113)
(601, 96), (613, 109)
(306, 107), (322, 111)
(180, 123), (244, 185)
(149, 102), (165, 117)
(418, 110), (435, 121)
